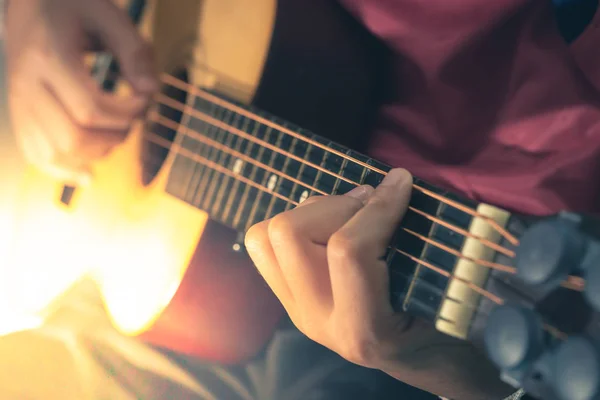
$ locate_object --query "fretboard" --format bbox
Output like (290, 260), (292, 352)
(150, 89), (487, 327)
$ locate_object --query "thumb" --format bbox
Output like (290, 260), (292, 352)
(80, 0), (158, 94)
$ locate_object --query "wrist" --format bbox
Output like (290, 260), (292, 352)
(379, 319), (514, 400)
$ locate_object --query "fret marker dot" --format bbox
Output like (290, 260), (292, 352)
(299, 190), (309, 203)
(267, 174), (278, 191)
(232, 159), (244, 175)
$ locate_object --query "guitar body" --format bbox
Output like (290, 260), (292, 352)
(10, 0), (386, 363)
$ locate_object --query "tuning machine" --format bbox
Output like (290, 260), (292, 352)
(514, 212), (600, 313)
(484, 212), (600, 400)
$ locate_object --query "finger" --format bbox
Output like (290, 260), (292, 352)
(11, 102), (54, 168)
(295, 185), (372, 209)
(245, 221), (295, 313)
(335, 169), (413, 261)
(46, 53), (148, 132)
(266, 187), (372, 314)
(13, 101), (91, 184)
(39, 79), (131, 157)
(295, 193), (324, 208)
(281, 186), (374, 244)
(13, 73), (125, 182)
(327, 169), (413, 344)
(79, 0), (159, 94)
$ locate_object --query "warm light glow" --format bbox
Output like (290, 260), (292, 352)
(95, 219), (185, 336)
(0, 190), (96, 335)
(0, 187), (185, 338)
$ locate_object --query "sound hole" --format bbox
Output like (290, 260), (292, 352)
(142, 68), (189, 185)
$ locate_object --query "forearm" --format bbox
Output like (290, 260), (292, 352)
(381, 319), (515, 400)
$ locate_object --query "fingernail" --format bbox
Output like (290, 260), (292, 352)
(380, 168), (411, 187)
(345, 185), (374, 202)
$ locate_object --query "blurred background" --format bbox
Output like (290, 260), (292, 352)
(0, 47), (25, 273)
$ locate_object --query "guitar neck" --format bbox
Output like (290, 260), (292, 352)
(147, 83), (513, 340)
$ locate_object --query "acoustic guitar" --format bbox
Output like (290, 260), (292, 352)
(6, 1), (600, 399)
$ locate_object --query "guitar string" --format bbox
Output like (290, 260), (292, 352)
(145, 91), (586, 290)
(139, 136), (568, 341)
(142, 126), (583, 294)
(140, 134), (502, 306)
(141, 150), (520, 340)
(142, 132), (567, 340)
(159, 73), (520, 247)
(149, 112), (516, 268)
(145, 108), (585, 291)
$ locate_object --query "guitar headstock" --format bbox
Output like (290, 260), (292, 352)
(469, 212), (600, 400)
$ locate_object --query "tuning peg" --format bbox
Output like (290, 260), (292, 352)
(585, 265), (600, 312)
(484, 305), (545, 371)
(577, 239), (600, 312)
(551, 336), (600, 400)
(515, 219), (586, 287)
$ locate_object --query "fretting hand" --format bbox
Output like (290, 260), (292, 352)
(5, 0), (158, 184)
(246, 167), (514, 400)
(246, 169), (414, 369)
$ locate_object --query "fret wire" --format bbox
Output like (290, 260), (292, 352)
(244, 123), (283, 232)
(221, 115), (256, 223)
(263, 126), (300, 220)
(164, 89), (200, 198)
(224, 118), (262, 226)
(403, 199), (445, 313)
(284, 140), (313, 211)
(210, 110), (243, 216)
(183, 99), (215, 204)
(331, 147), (349, 195)
(273, 135), (299, 215)
(232, 122), (274, 229)
(201, 107), (232, 210)
(191, 101), (222, 208)
(356, 156), (370, 187)
(176, 96), (199, 203)
(263, 121), (290, 220)
(157, 91), (366, 189)
(310, 144), (330, 200)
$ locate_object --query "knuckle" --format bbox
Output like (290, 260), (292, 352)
(328, 232), (362, 263)
(267, 214), (299, 245)
(291, 312), (325, 343)
(337, 331), (382, 367)
(292, 312), (314, 336)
